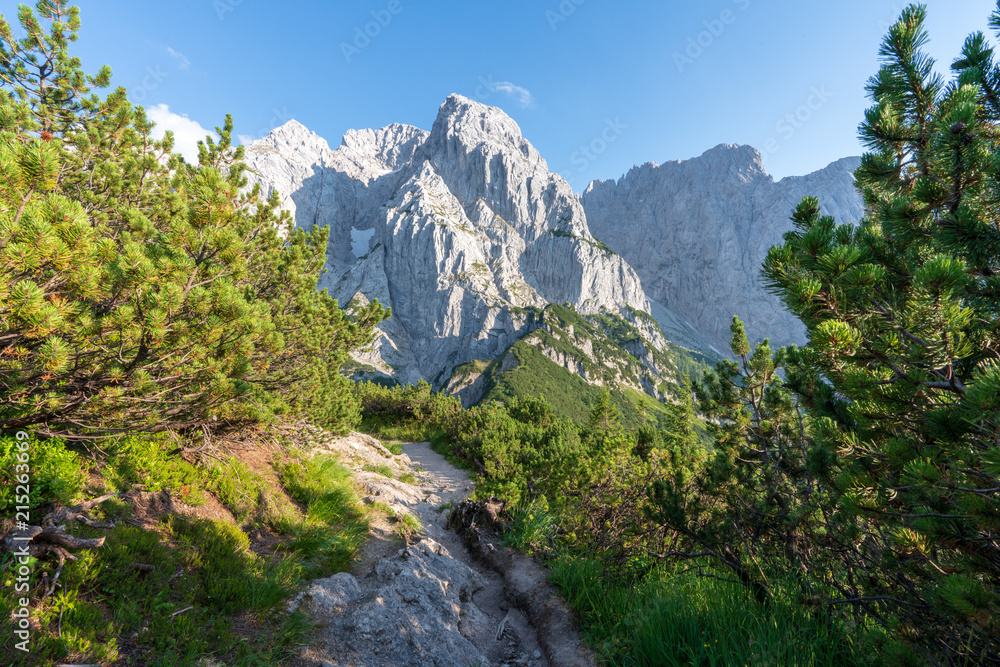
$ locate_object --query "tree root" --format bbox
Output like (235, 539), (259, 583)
(1, 493), (119, 599)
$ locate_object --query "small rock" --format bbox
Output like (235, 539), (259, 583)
(534, 649), (542, 659)
(314, 538), (488, 666)
(359, 473), (423, 506)
(291, 572), (363, 614)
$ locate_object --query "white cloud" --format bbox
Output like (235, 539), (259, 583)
(494, 82), (535, 109)
(166, 46), (191, 70)
(146, 104), (217, 163)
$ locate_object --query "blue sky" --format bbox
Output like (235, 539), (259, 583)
(4, 0), (997, 186)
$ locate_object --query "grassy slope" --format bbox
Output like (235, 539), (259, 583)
(0, 429), (379, 666)
(476, 304), (715, 435)
(551, 557), (877, 667)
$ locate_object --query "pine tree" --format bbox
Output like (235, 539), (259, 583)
(649, 317), (820, 604)
(587, 388), (622, 440)
(661, 374), (699, 461)
(0, 1), (386, 437)
(763, 4), (1000, 660)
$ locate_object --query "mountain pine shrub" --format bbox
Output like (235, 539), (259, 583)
(758, 4), (999, 661)
(0, 1), (385, 437)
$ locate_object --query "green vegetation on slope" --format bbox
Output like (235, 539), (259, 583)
(0, 4), (387, 665)
(551, 557), (879, 667)
(354, 375), (873, 665)
(473, 302), (716, 432)
(0, 430), (371, 666)
(482, 340), (609, 425)
(452, 6), (1000, 663)
(0, 1), (386, 440)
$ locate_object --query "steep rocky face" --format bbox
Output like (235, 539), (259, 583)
(244, 95), (653, 387)
(582, 146), (863, 352)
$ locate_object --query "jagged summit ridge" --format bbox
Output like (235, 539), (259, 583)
(243, 96), (864, 390)
(582, 146), (863, 352)
(243, 96), (654, 388)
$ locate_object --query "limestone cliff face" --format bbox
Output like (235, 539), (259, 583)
(244, 98), (863, 391)
(244, 95), (652, 387)
(582, 145), (863, 352)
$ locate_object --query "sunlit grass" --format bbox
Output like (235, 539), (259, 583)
(550, 556), (881, 667)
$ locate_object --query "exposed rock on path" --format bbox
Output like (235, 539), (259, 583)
(294, 436), (592, 667)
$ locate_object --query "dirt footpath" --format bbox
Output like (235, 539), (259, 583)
(404, 441), (549, 667)
(291, 434), (593, 667)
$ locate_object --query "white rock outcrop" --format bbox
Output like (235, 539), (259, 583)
(244, 95), (651, 386)
(306, 539), (491, 667)
(582, 145), (863, 352)
(244, 97), (864, 385)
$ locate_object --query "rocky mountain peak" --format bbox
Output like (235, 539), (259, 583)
(697, 143), (768, 180)
(582, 152), (864, 352)
(339, 123), (429, 174)
(242, 95), (653, 390)
(258, 119), (331, 155)
(241, 94), (865, 394)
(428, 94), (542, 166)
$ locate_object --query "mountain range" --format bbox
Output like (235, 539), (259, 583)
(243, 94), (863, 417)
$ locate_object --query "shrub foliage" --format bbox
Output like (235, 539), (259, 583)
(0, 1), (385, 438)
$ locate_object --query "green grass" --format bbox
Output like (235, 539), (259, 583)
(367, 501), (396, 516)
(357, 414), (430, 442)
(0, 433), (371, 665)
(362, 463), (394, 478)
(1, 517), (309, 666)
(0, 434), (88, 512)
(482, 341), (667, 430)
(502, 501), (557, 553)
(398, 472), (417, 484)
(393, 512), (422, 540)
(277, 454), (369, 576)
(481, 340), (603, 424)
(550, 557), (880, 667)
(207, 457), (273, 521)
(365, 502), (422, 541)
(103, 436), (207, 505)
